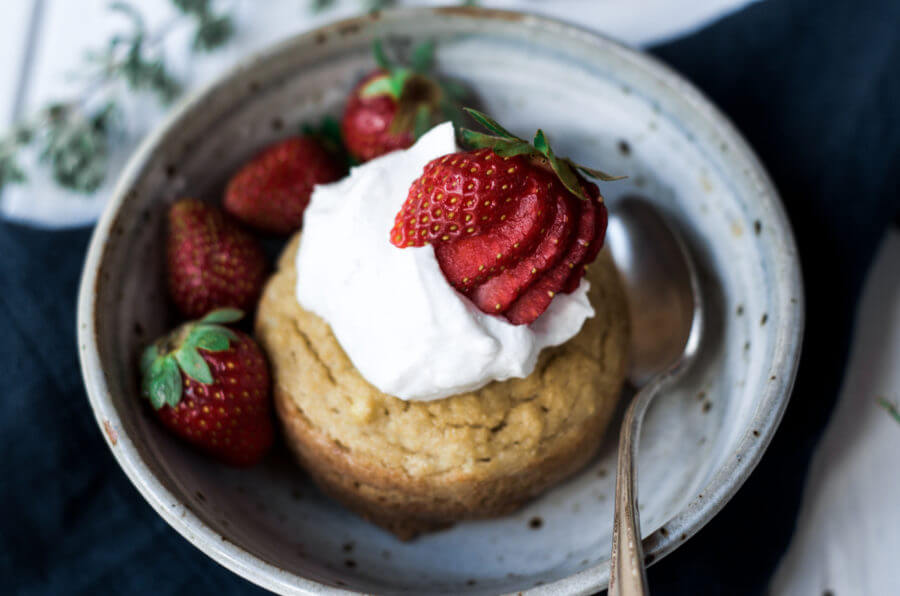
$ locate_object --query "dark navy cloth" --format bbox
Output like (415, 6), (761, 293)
(1, 0), (897, 593)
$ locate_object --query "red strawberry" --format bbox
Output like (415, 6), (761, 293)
(167, 199), (267, 319)
(391, 109), (624, 325)
(470, 193), (576, 313)
(432, 187), (547, 291)
(224, 136), (343, 234)
(392, 148), (543, 247)
(342, 41), (462, 162)
(506, 187), (600, 325)
(342, 71), (416, 163)
(563, 196), (608, 293)
(140, 308), (273, 467)
(393, 148), (559, 290)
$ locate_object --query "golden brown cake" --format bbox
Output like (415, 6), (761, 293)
(255, 233), (629, 539)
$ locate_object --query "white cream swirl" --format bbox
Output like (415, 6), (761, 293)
(295, 123), (594, 401)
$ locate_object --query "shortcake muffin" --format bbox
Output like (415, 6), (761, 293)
(255, 233), (628, 539)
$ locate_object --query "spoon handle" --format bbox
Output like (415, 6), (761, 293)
(609, 374), (668, 596)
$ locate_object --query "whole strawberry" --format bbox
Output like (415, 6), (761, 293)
(392, 109), (623, 325)
(140, 308), (273, 467)
(342, 40), (462, 162)
(167, 199), (267, 319)
(224, 136), (343, 235)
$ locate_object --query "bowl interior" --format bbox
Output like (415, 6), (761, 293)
(81, 9), (801, 596)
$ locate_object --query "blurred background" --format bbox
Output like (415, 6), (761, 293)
(1, 0), (759, 226)
(1, 1), (897, 595)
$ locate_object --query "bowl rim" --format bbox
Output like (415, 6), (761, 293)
(77, 6), (804, 595)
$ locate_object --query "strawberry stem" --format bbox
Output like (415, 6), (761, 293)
(460, 108), (626, 200)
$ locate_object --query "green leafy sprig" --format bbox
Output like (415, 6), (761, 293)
(40, 102), (117, 193)
(140, 308), (242, 410)
(311, 0), (396, 12)
(0, 0), (234, 194)
(84, 2), (183, 104)
(0, 102), (117, 193)
(0, 128), (32, 190)
(311, 0), (479, 15)
(460, 108), (625, 201)
(172, 0), (235, 52)
(878, 397), (900, 425)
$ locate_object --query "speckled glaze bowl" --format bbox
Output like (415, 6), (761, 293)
(77, 7), (803, 595)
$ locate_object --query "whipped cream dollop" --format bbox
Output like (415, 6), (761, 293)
(295, 123), (594, 401)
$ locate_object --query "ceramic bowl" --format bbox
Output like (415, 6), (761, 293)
(78, 7), (803, 595)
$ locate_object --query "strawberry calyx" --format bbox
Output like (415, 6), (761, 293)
(391, 109), (624, 325)
(359, 40), (465, 139)
(460, 108), (626, 201)
(140, 308), (243, 410)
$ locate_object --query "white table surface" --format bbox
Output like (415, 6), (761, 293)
(2, 2), (897, 594)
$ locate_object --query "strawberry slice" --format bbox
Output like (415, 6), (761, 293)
(469, 192), (576, 313)
(434, 183), (552, 290)
(504, 262), (573, 326)
(563, 198), (608, 293)
(505, 192), (598, 325)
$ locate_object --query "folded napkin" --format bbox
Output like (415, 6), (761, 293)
(1, 0), (896, 593)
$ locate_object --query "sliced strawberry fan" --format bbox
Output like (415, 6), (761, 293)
(391, 108), (623, 325)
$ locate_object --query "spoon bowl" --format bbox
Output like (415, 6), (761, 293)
(607, 198), (701, 386)
(607, 197), (704, 595)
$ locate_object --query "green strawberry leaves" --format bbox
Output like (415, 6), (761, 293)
(140, 308), (243, 411)
(199, 307), (242, 324)
(370, 39), (435, 75)
(459, 130), (533, 158)
(574, 164), (629, 182)
(414, 105), (433, 139)
(410, 40), (435, 73)
(140, 342), (160, 376)
(191, 326), (233, 351)
(465, 108), (517, 139)
(459, 108), (626, 201)
(144, 355), (182, 410)
(174, 345), (213, 384)
(301, 115), (357, 169)
(361, 69), (411, 101)
(534, 129), (585, 200)
(362, 41), (415, 101)
(372, 39), (392, 71)
(440, 79), (468, 103)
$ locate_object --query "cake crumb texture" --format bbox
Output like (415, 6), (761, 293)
(256, 233), (629, 539)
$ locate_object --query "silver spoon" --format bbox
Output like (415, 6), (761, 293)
(606, 197), (704, 596)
